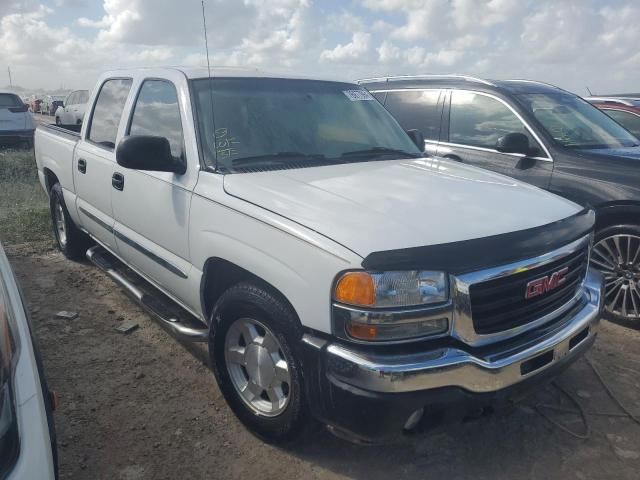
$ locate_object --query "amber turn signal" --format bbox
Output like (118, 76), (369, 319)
(346, 322), (378, 340)
(334, 271), (376, 307)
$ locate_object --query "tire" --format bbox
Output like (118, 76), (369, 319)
(49, 183), (91, 260)
(209, 282), (311, 443)
(55, 116), (61, 125)
(592, 224), (640, 328)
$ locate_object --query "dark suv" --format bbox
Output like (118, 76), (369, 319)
(358, 75), (640, 326)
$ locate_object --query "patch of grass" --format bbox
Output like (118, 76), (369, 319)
(0, 149), (52, 246)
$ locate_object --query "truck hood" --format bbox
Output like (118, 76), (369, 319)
(223, 158), (582, 257)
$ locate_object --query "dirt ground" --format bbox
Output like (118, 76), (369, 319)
(2, 242), (638, 480)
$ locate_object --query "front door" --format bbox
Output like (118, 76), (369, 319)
(438, 89), (553, 189)
(110, 77), (198, 308)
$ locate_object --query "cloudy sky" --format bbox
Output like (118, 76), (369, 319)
(1, 0), (639, 94)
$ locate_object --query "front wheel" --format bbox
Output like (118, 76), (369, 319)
(209, 282), (311, 443)
(592, 224), (640, 327)
(49, 183), (91, 260)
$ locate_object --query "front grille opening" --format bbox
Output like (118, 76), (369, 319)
(469, 245), (588, 334)
(569, 327), (590, 350)
(520, 350), (554, 375)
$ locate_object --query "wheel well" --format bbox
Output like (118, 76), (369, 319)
(595, 203), (640, 231)
(200, 258), (299, 324)
(43, 168), (59, 193)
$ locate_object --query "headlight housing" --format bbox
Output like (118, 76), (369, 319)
(333, 270), (450, 343)
(0, 285), (19, 478)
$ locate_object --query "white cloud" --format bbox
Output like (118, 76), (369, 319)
(1, 0), (640, 94)
(320, 32), (371, 63)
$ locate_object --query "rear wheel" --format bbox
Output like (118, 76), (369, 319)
(55, 116), (61, 125)
(209, 282), (311, 443)
(49, 183), (91, 260)
(592, 224), (640, 327)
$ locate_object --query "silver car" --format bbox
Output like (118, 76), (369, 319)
(0, 242), (57, 479)
(54, 90), (89, 126)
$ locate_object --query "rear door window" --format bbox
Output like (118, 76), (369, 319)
(384, 90), (443, 141)
(128, 79), (185, 162)
(602, 109), (640, 138)
(449, 90), (544, 155)
(88, 79), (133, 149)
(0, 94), (22, 108)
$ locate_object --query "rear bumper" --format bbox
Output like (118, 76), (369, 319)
(299, 268), (603, 443)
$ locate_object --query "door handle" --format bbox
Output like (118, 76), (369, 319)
(112, 172), (125, 191)
(77, 158), (87, 174)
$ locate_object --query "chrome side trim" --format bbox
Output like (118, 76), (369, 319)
(78, 206), (113, 233)
(437, 141), (552, 163)
(79, 207), (188, 279)
(451, 235), (591, 346)
(321, 268), (602, 394)
(113, 230), (188, 279)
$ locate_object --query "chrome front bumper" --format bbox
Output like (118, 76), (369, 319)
(310, 268), (603, 395)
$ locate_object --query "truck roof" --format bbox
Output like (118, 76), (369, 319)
(101, 66), (347, 83)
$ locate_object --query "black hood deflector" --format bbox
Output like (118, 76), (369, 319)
(361, 208), (595, 274)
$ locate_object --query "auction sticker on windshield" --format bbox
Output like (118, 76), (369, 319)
(343, 89), (375, 101)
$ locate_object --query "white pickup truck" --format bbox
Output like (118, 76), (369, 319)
(34, 67), (604, 444)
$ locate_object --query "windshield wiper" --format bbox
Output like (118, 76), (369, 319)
(341, 147), (422, 159)
(231, 152), (327, 167)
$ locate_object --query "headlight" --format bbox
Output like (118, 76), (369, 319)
(333, 270), (450, 342)
(334, 270), (448, 308)
(0, 285), (19, 478)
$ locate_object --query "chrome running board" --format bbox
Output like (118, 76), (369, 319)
(86, 245), (208, 342)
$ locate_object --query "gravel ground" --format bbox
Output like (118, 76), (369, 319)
(6, 243), (640, 480)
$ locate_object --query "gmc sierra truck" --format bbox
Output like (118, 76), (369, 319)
(34, 67), (603, 444)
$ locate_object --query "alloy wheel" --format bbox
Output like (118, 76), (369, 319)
(53, 200), (67, 248)
(224, 317), (291, 417)
(591, 234), (640, 320)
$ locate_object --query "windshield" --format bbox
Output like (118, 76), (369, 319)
(191, 77), (421, 172)
(516, 92), (640, 149)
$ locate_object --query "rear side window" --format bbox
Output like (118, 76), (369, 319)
(0, 94), (22, 108)
(88, 79), (132, 149)
(384, 90), (442, 141)
(129, 80), (185, 161)
(602, 109), (640, 138)
(449, 91), (543, 154)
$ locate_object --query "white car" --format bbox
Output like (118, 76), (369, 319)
(54, 90), (89, 126)
(35, 67), (603, 443)
(0, 242), (57, 479)
(0, 91), (35, 148)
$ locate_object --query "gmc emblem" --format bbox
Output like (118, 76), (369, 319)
(525, 267), (569, 299)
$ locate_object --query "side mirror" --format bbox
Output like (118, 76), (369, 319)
(406, 129), (425, 152)
(496, 132), (530, 155)
(116, 135), (186, 174)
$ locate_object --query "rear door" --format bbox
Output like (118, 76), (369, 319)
(0, 93), (27, 132)
(377, 89), (444, 155)
(111, 75), (197, 304)
(439, 89), (553, 188)
(74, 78), (133, 249)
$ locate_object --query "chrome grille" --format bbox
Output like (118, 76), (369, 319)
(469, 245), (589, 334)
